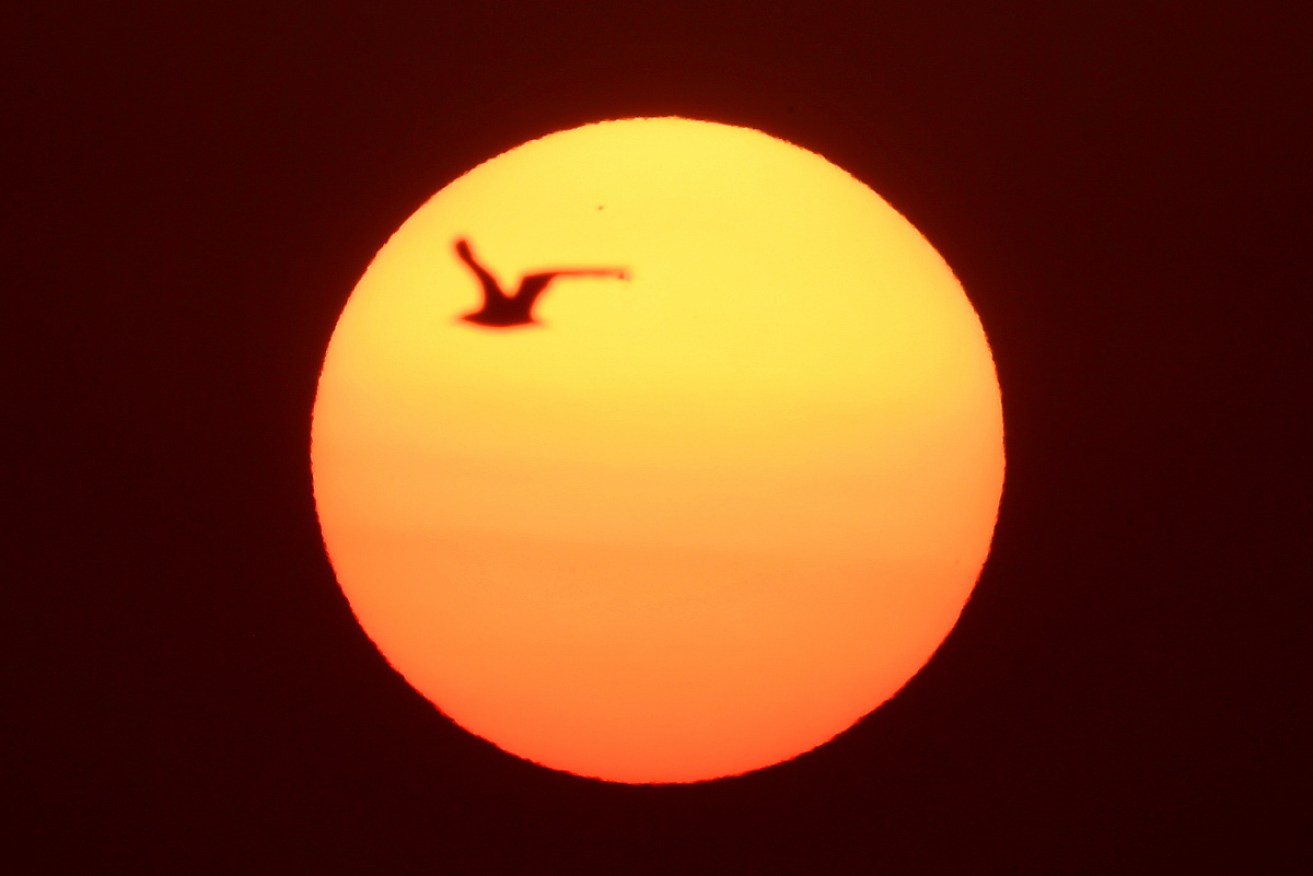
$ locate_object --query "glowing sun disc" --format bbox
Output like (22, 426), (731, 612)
(311, 117), (1004, 784)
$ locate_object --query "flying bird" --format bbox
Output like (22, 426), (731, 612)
(453, 238), (629, 327)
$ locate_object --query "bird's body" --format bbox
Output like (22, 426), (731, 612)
(454, 238), (628, 327)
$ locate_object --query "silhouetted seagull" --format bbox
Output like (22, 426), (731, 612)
(454, 237), (628, 327)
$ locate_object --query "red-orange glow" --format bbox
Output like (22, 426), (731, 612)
(311, 118), (1004, 783)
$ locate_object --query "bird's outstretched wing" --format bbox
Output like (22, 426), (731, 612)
(454, 238), (507, 306)
(512, 268), (628, 314)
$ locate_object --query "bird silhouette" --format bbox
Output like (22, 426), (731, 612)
(453, 237), (628, 327)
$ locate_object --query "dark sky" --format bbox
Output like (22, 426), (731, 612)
(8, 3), (1306, 872)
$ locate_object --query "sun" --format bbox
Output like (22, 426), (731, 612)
(310, 117), (1004, 784)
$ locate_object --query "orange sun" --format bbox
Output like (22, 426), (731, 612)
(311, 117), (1004, 784)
